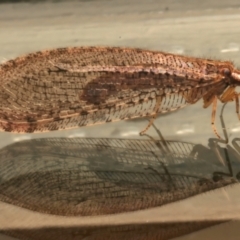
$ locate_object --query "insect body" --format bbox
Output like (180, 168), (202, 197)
(0, 46), (240, 136)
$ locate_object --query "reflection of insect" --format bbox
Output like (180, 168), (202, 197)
(0, 105), (237, 240)
(189, 103), (240, 180)
(1, 47), (240, 137)
(0, 115), (236, 218)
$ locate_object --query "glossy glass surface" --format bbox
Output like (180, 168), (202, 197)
(1, 1), (240, 239)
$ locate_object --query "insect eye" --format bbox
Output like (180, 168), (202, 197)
(222, 68), (231, 76)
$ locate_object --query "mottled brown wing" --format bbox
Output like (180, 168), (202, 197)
(0, 47), (228, 132)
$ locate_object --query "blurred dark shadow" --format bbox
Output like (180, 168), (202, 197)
(1, 221), (228, 240)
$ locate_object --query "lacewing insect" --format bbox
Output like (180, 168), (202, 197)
(0, 46), (240, 138)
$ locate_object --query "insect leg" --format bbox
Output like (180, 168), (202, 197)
(209, 103), (240, 180)
(211, 96), (225, 141)
(219, 86), (240, 121)
(140, 121), (176, 189)
(234, 92), (240, 120)
(220, 86), (235, 102)
(211, 87), (239, 142)
(141, 121), (171, 154)
(139, 95), (162, 135)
